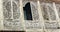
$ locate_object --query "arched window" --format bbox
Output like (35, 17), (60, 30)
(23, 2), (33, 20)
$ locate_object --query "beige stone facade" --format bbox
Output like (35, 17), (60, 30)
(0, 0), (60, 32)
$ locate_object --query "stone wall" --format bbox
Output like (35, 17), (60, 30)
(0, 0), (60, 32)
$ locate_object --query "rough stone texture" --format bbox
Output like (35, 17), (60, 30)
(2, 0), (24, 31)
(0, 0), (60, 32)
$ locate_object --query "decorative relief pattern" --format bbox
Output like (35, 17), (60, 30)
(41, 4), (49, 20)
(3, 0), (22, 30)
(3, 1), (11, 19)
(46, 4), (56, 20)
(41, 3), (56, 20)
(56, 4), (60, 18)
(2, 0), (60, 31)
(24, 1), (42, 29)
(45, 22), (58, 29)
(31, 2), (39, 20)
(25, 20), (42, 29)
(41, 3), (58, 29)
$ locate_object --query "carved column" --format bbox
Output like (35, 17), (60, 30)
(20, 0), (25, 31)
(37, 0), (45, 31)
(53, 2), (59, 27)
(53, 2), (59, 20)
(0, 0), (4, 30)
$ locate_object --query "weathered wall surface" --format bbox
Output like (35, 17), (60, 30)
(0, 0), (60, 32)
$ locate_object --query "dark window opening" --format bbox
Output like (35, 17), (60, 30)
(23, 2), (33, 20)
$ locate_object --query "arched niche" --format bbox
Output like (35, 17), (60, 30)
(41, 3), (56, 21)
